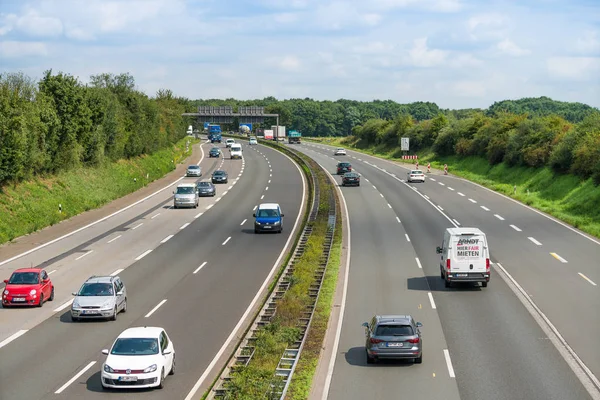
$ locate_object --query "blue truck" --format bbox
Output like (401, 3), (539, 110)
(208, 125), (222, 143)
(288, 130), (301, 144)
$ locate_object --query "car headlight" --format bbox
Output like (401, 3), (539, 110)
(104, 364), (115, 373)
(30, 289), (37, 295)
(72, 300), (80, 308)
(273, 221), (281, 225)
(102, 301), (113, 309)
(143, 364), (157, 373)
(3, 290), (8, 295)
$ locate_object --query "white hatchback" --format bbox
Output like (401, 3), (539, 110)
(407, 170), (425, 183)
(334, 148), (346, 156)
(101, 327), (175, 390)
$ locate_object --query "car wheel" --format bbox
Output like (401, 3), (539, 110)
(72, 315), (79, 322)
(37, 294), (44, 307)
(415, 354), (423, 364)
(157, 368), (165, 389)
(49, 287), (55, 301)
(481, 282), (488, 288)
(366, 350), (375, 364)
(122, 298), (127, 313)
(169, 355), (175, 375)
(111, 306), (117, 321)
(444, 279), (451, 288)
(254, 228), (259, 234)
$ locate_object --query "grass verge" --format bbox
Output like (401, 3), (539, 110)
(0, 136), (198, 245)
(213, 143), (335, 399)
(307, 136), (600, 238)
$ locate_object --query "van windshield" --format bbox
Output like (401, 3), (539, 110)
(176, 187), (195, 194)
(257, 209), (279, 218)
(453, 235), (484, 259)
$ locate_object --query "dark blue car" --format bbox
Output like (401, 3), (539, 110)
(253, 203), (284, 233)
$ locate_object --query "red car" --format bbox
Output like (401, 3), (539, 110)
(2, 268), (54, 307)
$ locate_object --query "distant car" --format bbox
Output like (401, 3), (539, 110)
(2, 268), (54, 307)
(101, 326), (175, 390)
(71, 275), (127, 321)
(173, 183), (199, 209)
(337, 162), (352, 175)
(212, 170), (228, 184)
(196, 181), (216, 197)
(186, 165), (202, 177)
(334, 148), (347, 156)
(225, 138), (235, 148)
(249, 138), (258, 145)
(362, 315), (423, 364)
(254, 203), (284, 233)
(407, 170), (425, 183)
(209, 147), (220, 158)
(342, 172), (360, 186)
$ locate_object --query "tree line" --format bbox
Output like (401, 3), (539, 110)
(350, 110), (600, 185)
(0, 71), (189, 186)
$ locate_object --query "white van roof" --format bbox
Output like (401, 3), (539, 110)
(446, 227), (485, 236)
(178, 182), (196, 188)
(258, 203), (279, 210)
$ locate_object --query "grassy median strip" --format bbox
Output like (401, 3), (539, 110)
(215, 145), (334, 399)
(0, 137), (198, 244)
(308, 136), (600, 238)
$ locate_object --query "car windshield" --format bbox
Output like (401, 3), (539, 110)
(188, 165), (199, 169)
(211, 148), (219, 152)
(78, 282), (114, 296)
(345, 173), (358, 177)
(339, 163), (350, 167)
(214, 171), (225, 176)
(176, 187), (195, 194)
(375, 324), (414, 336)
(411, 170), (423, 174)
(8, 272), (39, 284)
(110, 338), (159, 355)
(257, 209), (279, 218)
(197, 182), (211, 187)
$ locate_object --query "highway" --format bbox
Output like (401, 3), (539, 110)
(293, 142), (599, 400)
(0, 139), (306, 399)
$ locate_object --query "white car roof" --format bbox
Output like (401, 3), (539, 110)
(226, 138), (235, 141)
(118, 326), (164, 339)
(178, 182), (196, 188)
(258, 203), (280, 210)
(446, 227), (485, 236)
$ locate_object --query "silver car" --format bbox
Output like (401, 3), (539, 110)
(186, 165), (202, 177)
(71, 276), (127, 321)
(362, 315), (423, 364)
(173, 183), (199, 208)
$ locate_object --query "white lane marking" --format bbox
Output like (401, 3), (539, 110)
(387, 203), (392, 209)
(380, 193), (384, 198)
(0, 329), (28, 350)
(438, 205), (444, 211)
(132, 223), (143, 230)
(373, 186), (377, 190)
(269, 168), (272, 172)
(443, 349), (456, 378)
(494, 214), (505, 220)
(430, 178), (436, 181)
(194, 262), (207, 274)
(184, 143), (307, 400)
(135, 249), (152, 260)
(405, 234), (411, 242)
(0, 142), (209, 267)
(161, 235), (174, 243)
(528, 237), (542, 246)
(364, 178), (369, 182)
(270, 174), (272, 177)
(396, 216), (401, 223)
(75, 250), (93, 261)
(458, 192), (465, 197)
(151, 213), (161, 219)
(453, 219), (461, 226)
(206, 204), (214, 210)
(510, 224), (522, 232)
(145, 299), (167, 318)
(223, 191), (228, 195)
(439, 182), (445, 186)
(240, 219), (247, 225)
(222, 236), (231, 245)
(195, 212), (203, 219)
(550, 253), (568, 263)
(228, 185), (233, 190)
(468, 198), (477, 203)
(415, 257), (423, 269)
(215, 197), (222, 202)
(428, 292), (437, 309)
(448, 187), (455, 191)
(53, 299), (74, 312)
(424, 195), (430, 200)
(481, 206), (490, 211)
(261, 195), (265, 200)
(55, 361), (97, 394)
(265, 186), (269, 191)
(268, 180), (271, 183)
(48, 269), (57, 275)
(578, 273), (597, 286)
(358, 158), (363, 161)
(107, 235), (122, 243)
(253, 205), (257, 211)
(180, 222), (190, 230)
(110, 268), (124, 276)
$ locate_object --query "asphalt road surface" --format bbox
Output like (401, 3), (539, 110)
(293, 142), (598, 400)
(0, 140), (305, 400)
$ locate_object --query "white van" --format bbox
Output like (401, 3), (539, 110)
(436, 227), (490, 288)
(230, 143), (243, 160)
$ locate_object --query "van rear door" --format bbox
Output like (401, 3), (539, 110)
(451, 234), (486, 273)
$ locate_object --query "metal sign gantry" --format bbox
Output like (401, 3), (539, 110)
(182, 106), (279, 126)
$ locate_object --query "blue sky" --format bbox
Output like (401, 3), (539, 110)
(1, 0), (599, 108)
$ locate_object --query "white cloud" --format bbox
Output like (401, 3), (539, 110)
(407, 37), (447, 67)
(352, 41), (394, 54)
(452, 80), (487, 97)
(547, 57), (600, 80)
(467, 13), (510, 41)
(0, 40), (48, 57)
(448, 53), (484, 68)
(274, 55), (301, 71)
(370, 0), (463, 12)
(575, 31), (600, 54)
(497, 39), (530, 56)
(0, 9), (63, 37)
